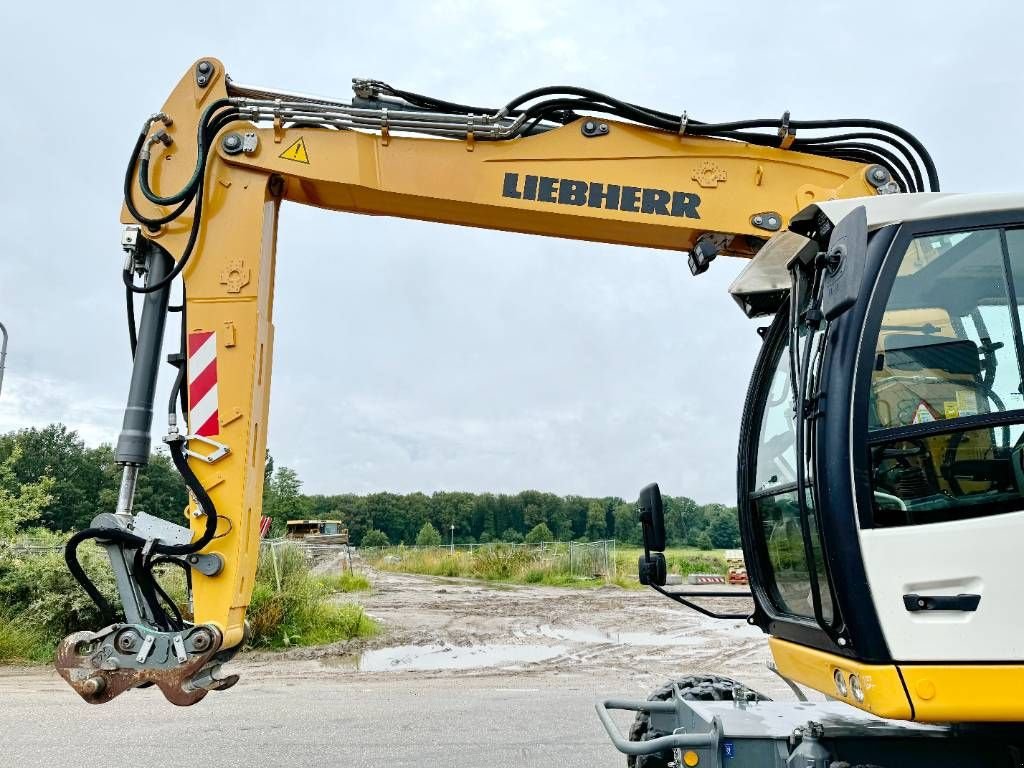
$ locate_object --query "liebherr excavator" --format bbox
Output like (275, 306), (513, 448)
(56, 58), (1024, 766)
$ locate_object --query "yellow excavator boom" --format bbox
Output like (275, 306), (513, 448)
(58, 57), (895, 705)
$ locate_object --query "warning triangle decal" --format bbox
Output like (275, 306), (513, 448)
(279, 137), (309, 164)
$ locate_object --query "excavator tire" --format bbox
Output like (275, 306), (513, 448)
(626, 675), (770, 768)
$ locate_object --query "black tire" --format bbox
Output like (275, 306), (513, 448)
(626, 675), (770, 768)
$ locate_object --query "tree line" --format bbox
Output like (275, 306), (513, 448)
(0, 424), (741, 550)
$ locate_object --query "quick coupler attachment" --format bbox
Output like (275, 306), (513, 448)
(55, 623), (238, 705)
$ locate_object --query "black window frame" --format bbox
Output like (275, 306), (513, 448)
(739, 307), (843, 650)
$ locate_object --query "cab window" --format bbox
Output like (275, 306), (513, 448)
(868, 226), (1024, 526)
(750, 330), (833, 622)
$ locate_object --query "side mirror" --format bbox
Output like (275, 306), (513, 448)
(637, 482), (666, 553)
(820, 205), (868, 320)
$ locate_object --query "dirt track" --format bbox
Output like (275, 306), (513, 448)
(244, 566), (790, 700)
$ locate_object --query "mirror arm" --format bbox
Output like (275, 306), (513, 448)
(648, 583), (751, 621)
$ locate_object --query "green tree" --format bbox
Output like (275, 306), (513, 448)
(584, 501), (608, 540)
(524, 522), (554, 544)
(501, 527), (523, 544)
(0, 447), (55, 537)
(361, 529), (389, 548)
(708, 509), (740, 548)
(695, 530), (714, 550)
(613, 502), (641, 545)
(262, 465), (305, 533)
(0, 425), (107, 531)
(415, 521), (443, 547)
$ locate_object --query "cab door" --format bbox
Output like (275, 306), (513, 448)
(857, 218), (1024, 662)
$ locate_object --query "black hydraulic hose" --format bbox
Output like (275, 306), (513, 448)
(65, 439), (220, 615)
(125, 111), (241, 295)
(384, 86), (504, 118)
(136, 99), (236, 207)
(794, 130), (923, 179)
(795, 142), (914, 193)
(122, 132), (199, 231)
(805, 140), (920, 193)
(504, 86), (678, 127)
(514, 95), (935, 190)
(133, 547), (173, 630)
(126, 285), (138, 357)
(64, 529), (126, 624)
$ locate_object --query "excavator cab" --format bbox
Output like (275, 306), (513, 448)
(735, 197), (1024, 723)
(608, 197), (1024, 765)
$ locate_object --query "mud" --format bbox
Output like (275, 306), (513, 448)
(243, 566), (792, 699)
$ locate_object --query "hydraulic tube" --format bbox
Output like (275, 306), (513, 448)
(115, 240), (172, 470)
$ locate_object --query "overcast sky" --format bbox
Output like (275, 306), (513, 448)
(0, 1), (1022, 504)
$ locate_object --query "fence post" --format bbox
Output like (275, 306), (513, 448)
(270, 541), (282, 592)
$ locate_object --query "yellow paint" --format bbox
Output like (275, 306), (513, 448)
(771, 638), (1024, 723)
(768, 638), (913, 720)
(901, 665), (1024, 722)
(122, 58), (879, 653)
(278, 137), (309, 164)
(682, 750), (700, 766)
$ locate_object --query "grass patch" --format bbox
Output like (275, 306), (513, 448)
(0, 534), (377, 663)
(0, 611), (52, 663)
(248, 545), (377, 649)
(369, 543), (727, 590)
(317, 571), (371, 593)
(615, 547), (728, 584)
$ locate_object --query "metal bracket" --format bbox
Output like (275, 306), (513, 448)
(195, 60), (214, 88)
(581, 120), (609, 138)
(778, 110), (796, 149)
(132, 510), (194, 547)
(182, 433), (230, 464)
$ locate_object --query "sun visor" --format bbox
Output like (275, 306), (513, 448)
(728, 230), (815, 318)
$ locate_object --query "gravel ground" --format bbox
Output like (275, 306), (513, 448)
(1, 567), (797, 766)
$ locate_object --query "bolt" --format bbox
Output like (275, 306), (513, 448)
(116, 631), (138, 653)
(82, 676), (106, 696)
(872, 168), (887, 181)
(198, 61), (211, 74)
(222, 133), (242, 152)
(197, 75), (208, 86)
(767, 216), (779, 228)
(188, 554), (200, 564)
(598, 123), (608, 133)
(191, 629), (213, 652)
(753, 215), (764, 226)
(583, 121), (596, 133)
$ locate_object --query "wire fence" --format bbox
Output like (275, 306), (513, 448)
(2, 536), (618, 581)
(361, 539), (618, 580)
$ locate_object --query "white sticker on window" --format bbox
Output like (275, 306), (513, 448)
(956, 390), (979, 417)
(912, 401), (936, 424)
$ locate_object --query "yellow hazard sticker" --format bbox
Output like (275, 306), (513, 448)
(944, 401), (959, 419)
(279, 137), (309, 164)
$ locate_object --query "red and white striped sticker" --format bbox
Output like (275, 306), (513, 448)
(188, 330), (220, 437)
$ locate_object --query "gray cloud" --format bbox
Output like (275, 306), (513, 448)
(1, 0), (1022, 504)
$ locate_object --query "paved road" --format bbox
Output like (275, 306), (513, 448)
(1, 666), (636, 768)
(2, 571), (784, 767)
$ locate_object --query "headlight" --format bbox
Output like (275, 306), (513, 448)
(833, 668), (848, 697)
(850, 674), (864, 702)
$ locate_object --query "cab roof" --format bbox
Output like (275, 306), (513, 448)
(729, 192), (1024, 318)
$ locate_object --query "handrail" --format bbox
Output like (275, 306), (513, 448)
(595, 697), (717, 756)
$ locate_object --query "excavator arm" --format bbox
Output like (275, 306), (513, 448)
(55, 57), (927, 705)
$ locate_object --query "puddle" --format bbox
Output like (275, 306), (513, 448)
(517, 624), (704, 646)
(358, 644), (567, 672)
